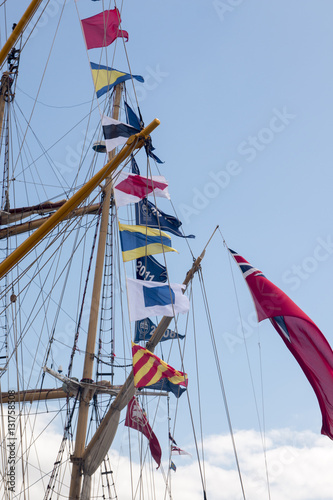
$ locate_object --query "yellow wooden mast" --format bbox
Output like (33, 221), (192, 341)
(0, 119), (160, 281)
(68, 82), (123, 499)
(0, 0), (44, 68)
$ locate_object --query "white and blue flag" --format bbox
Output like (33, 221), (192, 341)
(127, 278), (190, 322)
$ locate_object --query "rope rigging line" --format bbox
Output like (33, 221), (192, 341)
(10, 0), (67, 186)
(44, 395), (79, 500)
(198, 266), (247, 500)
(152, 160), (196, 260)
(27, 196), (98, 385)
(1, 2), (212, 500)
(41, 226), (84, 376)
(6, 291), (68, 497)
(180, 293), (208, 500)
(96, 201), (116, 384)
(148, 276), (207, 500)
(18, 0), (55, 55)
(218, 227), (272, 500)
(16, 404), (74, 499)
(0, 210), (101, 385)
(16, 85), (93, 109)
(12, 102), (72, 193)
(191, 285), (207, 492)
(13, 98), (101, 185)
(90, 395), (119, 499)
(130, 155), (191, 335)
(114, 0), (141, 111)
(0, 208), (101, 326)
(5, 214), (103, 494)
(68, 201), (102, 378)
(74, 0), (128, 127)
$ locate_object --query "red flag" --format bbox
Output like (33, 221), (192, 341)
(230, 248), (333, 439)
(81, 9), (128, 50)
(125, 397), (161, 467)
(113, 171), (170, 207)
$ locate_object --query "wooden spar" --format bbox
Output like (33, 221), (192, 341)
(69, 83), (122, 500)
(0, 387), (167, 404)
(0, 200), (68, 225)
(0, 388), (73, 403)
(0, 118), (160, 281)
(80, 249), (206, 468)
(0, 203), (100, 240)
(0, 0), (44, 68)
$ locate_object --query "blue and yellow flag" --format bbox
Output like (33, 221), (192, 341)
(170, 461), (177, 472)
(119, 224), (177, 262)
(90, 63), (144, 98)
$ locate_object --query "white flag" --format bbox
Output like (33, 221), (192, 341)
(127, 278), (190, 322)
(171, 445), (191, 456)
(102, 115), (139, 153)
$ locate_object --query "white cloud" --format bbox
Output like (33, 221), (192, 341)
(181, 428), (333, 500)
(96, 427), (333, 500)
(6, 424), (333, 499)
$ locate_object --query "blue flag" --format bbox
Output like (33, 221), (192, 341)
(125, 101), (164, 163)
(131, 155), (140, 175)
(144, 136), (164, 164)
(134, 317), (185, 343)
(135, 199), (195, 239)
(125, 101), (142, 130)
(136, 255), (167, 282)
(119, 223), (176, 262)
(145, 379), (187, 398)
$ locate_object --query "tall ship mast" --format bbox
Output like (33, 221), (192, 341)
(0, 2), (206, 498)
(2, 2), (333, 500)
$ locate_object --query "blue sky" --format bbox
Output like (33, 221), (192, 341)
(2, 1), (333, 498)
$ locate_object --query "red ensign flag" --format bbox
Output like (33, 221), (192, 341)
(230, 248), (333, 439)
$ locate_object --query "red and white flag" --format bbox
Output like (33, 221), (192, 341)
(171, 445), (191, 456)
(230, 248), (333, 440)
(113, 171), (170, 207)
(125, 397), (161, 467)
